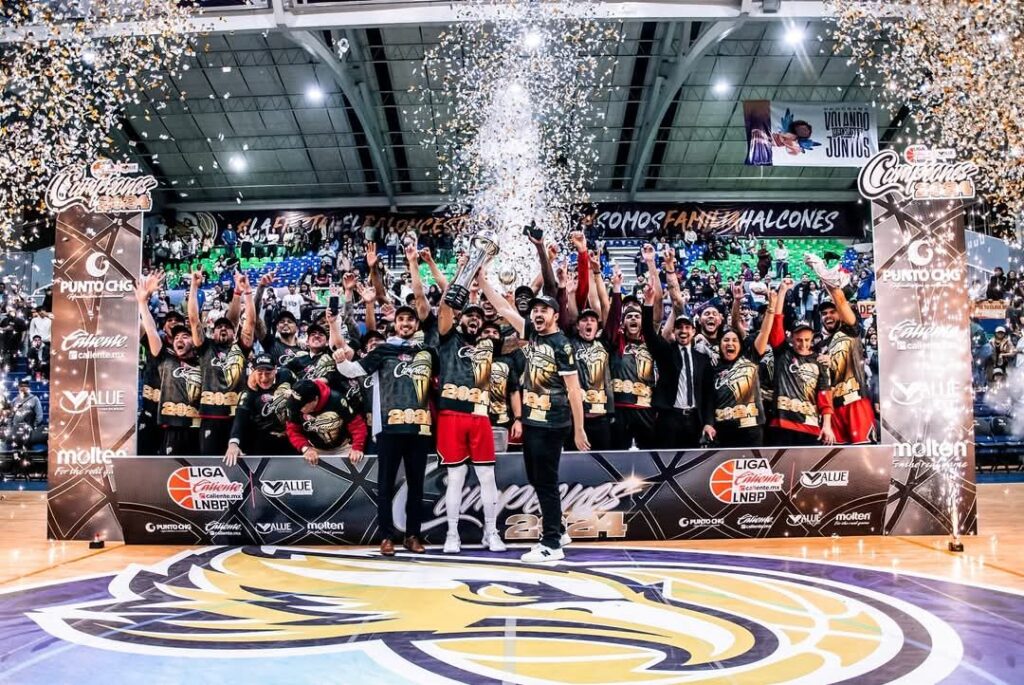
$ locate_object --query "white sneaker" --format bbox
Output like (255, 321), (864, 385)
(804, 252), (850, 289)
(560, 531), (572, 547)
(520, 544), (564, 563)
(482, 530), (507, 552)
(443, 531), (461, 554)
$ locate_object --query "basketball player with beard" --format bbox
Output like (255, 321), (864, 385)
(766, 279), (836, 446)
(605, 269), (657, 449)
(188, 270), (255, 456)
(335, 304), (436, 556)
(224, 354), (296, 462)
(567, 307), (614, 450)
(435, 296), (505, 554)
(712, 291), (777, 447)
(818, 288), (877, 445)
(285, 316), (340, 387)
(286, 378), (367, 465)
(480, 278), (589, 563)
(480, 320), (523, 450)
(136, 273), (202, 456)
(254, 271), (302, 365)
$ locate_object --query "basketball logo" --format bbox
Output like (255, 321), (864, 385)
(167, 466), (244, 511)
(709, 458), (784, 504)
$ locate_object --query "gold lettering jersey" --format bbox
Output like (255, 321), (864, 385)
(571, 337), (614, 416)
(822, 322), (867, 408)
(437, 330), (493, 416)
(713, 343), (765, 430)
(150, 349), (202, 427)
(488, 351), (523, 426)
(611, 340), (656, 408)
(522, 323), (577, 428)
(356, 343), (437, 436)
(197, 339), (250, 418)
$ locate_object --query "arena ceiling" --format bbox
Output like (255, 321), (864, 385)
(106, 1), (903, 211)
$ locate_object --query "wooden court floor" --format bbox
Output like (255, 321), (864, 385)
(2, 483), (1020, 592)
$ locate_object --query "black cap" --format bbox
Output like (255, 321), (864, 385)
(528, 294), (560, 313)
(674, 313), (693, 327)
(818, 298), (837, 311)
(289, 379), (320, 410)
(275, 310), (297, 325)
(306, 323), (328, 338)
(699, 303), (724, 316)
(480, 320), (503, 334)
(792, 320), (815, 334)
(394, 304), (419, 319)
(165, 310), (185, 323)
(461, 304), (485, 317)
(253, 353), (275, 370)
(622, 295), (641, 311)
(212, 317), (234, 330)
(578, 308), (600, 321)
(361, 330), (386, 347)
(18, 379), (30, 387)
(514, 286), (535, 300)
(169, 324), (190, 339)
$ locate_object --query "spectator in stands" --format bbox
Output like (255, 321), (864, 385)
(773, 239), (789, 278)
(282, 284), (304, 321)
(28, 307), (51, 345)
(683, 227), (698, 246)
(756, 241), (772, 278)
(386, 228), (401, 269)
(0, 305), (26, 367)
(970, 277), (985, 301)
(27, 335), (49, 380)
(169, 234), (184, 264)
(987, 267), (1008, 300)
(991, 326), (1015, 377)
(9, 380), (41, 447)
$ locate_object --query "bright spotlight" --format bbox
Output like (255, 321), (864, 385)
(306, 85), (324, 103)
(228, 155), (247, 173)
(785, 26), (805, 46)
(712, 79), (730, 96)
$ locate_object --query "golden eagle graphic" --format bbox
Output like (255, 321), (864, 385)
(490, 360), (510, 416)
(717, 359), (756, 403)
(303, 410), (342, 444)
(790, 359), (821, 398)
(828, 333), (854, 381)
(625, 343), (655, 382)
(577, 342), (608, 386)
(410, 349), (433, 404)
(524, 343), (557, 389)
(25, 547), (936, 685)
(183, 364), (202, 404)
(223, 345), (248, 388)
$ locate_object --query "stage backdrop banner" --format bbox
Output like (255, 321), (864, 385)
(744, 100), (878, 167)
(162, 201), (866, 246)
(861, 146), (979, 537)
(104, 445), (893, 545)
(45, 160), (156, 542)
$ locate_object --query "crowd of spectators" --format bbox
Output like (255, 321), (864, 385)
(0, 280), (51, 456)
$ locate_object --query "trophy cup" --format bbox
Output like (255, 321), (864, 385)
(445, 230), (499, 310)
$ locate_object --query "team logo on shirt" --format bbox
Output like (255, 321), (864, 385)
(303, 411), (343, 445)
(394, 350), (434, 404)
(524, 343), (558, 389)
(623, 343), (655, 381)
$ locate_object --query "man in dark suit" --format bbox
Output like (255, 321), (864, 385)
(641, 284), (716, 449)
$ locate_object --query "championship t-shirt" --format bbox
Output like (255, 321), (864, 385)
(348, 343), (436, 436)
(611, 340), (656, 408)
(151, 349), (201, 427)
(261, 335), (302, 366)
(713, 343), (765, 429)
(437, 330), (493, 416)
(488, 353), (522, 426)
(522, 322), (577, 429)
(286, 349), (342, 388)
(772, 345), (830, 431)
(231, 368), (295, 441)
(822, 322), (867, 408)
(196, 339), (250, 418)
(290, 389), (361, 451)
(571, 337), (614, 417)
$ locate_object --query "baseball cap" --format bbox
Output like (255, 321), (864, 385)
(360, 330), (385, 347)
(996, 325), (1007, 333)
(306, 323), (328, 338)
(212, 316), (233, 330)
(622, 295), (641, 311)
(253, 353), (276, 370)
(792, 320), (815, 334)
(578, 308), (600, 321)
(169, 324), (191, 339)
(275, 310), (297, 325)
(819, 298), (837, 311)
(394, 304), (419, 319)
(514, 286), (535, 300)
(165, 310), (185, 323)
(289, 379), (320, 409)
(480, 320), (503, 335)
(528, 294), (560, 313)
(674, 313), (693, 327)
(461, 304), (485, 317)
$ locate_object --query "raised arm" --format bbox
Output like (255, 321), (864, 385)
(238, 273), (256, 349)
(825, 282), (857, 327)
(187, 270), (205, 345)
(366, 242), (388, 304)
(642, 243), (663, 309)
(253, 268), (275, 313)
(570, 232), (590, 312)
(529, 231), (558, 298)
(730, 281), (748, 339)
(135, 273), (164, 358)
(358, 282), (377, 336)
(404, 243), (430, 320)
(480, 277), (525, 337)
(420, 247), (448, 292)
(753, 289), (776, 356)
(592, 252), (610, 323)
(603, 268), (624, 347)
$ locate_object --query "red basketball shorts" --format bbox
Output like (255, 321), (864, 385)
(831, 397), (877, 444)
(437, 410), (496, 466)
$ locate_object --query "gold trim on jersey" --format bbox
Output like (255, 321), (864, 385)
(778, 395), (817, 424)
(612, 379), (652, 407)
(161, 401), (199, 418)
(387, 408), (432, 435)
(143, 385), (160, 402)
(584, 389), (608, 412)
(201, 390), (240, 408)
(715, 404), (759, 427)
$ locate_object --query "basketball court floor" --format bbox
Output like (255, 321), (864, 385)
(0, 484), (1020, 684)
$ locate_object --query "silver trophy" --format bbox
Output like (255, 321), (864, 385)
(445, 230), (499, 310)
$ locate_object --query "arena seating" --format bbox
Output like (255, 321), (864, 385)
(0, 358), (49, 481)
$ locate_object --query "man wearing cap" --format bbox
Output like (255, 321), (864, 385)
(254, 271), (304, 365)
(641, 283), (716, 448)
(137, 272), (202, 456)
(139, 308), (187, 454)
(434, 292), (504, 554)
(334, 301), (436, 556)
(766, 278), (835, 446)
(285, 379), (367, 466)
(225, 354), (297, 462)
(188, 271), (256, 455)
(567, 306), (614, 450)
(605, 283), (658, 450)
(817, 280), (876, 445)
(480, 279), (589, 563)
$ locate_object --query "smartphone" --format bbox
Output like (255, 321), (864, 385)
(329, 296), (340, 315)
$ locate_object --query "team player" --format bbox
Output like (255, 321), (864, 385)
(225, 354), (296, 462)
(188, 270), (255, 455)
(606, 284), (658, 449)
(767, 279), (835, 446)
(481, 320), (524, 450)
(818, 289), (877, 445)
(254, 271), (303, 365)
(481, 278), (589, 563)
(712, 291), (777, 447)
(568, 307), (615, 450)
(136, 273), (202, 456)
(434, 296), (505, 554)
(335, 304), (436, 556)
(286, 378), (367, 465)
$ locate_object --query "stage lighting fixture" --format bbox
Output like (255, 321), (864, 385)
(785, 26), (804, 46)
(306, 85), (324, 103)
(228, 155), (247, 173)
(712, 79), (730, 96)
(762, 0), (782, 12)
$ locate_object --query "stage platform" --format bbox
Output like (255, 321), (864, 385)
(0, 484), (1021, 684)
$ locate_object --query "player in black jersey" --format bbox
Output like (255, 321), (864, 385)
(568, 308), (614, 450)
(435, 299), (505, 554)
(712, 290), (776, 447)
(188, 271), (255, 455)
(224, 354), (296, 462)
(481, 278), (588, 564)
(136, 273), (201, 455)
(480, 320), (523, 448)
(335, 303), (435, 557)
(254, 271), (303, 365)
(606, 281), (658, 449)
(285, 320), (339, 386)
(819, 290), (876, 444)
(286, 378), (368, 465)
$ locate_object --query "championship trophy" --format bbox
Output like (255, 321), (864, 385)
(444, 230), (499, 310)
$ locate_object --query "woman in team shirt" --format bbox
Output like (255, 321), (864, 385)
(712, 290), (776, 447)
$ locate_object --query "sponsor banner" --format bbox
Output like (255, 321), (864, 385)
(46, 160), (152, 542)
(862, 146), (978, 537)
(743, 101), (878, 167)
(163, 202), (865, 249)
(73, 446), (900, 545)
(973, 299), (1009, 320)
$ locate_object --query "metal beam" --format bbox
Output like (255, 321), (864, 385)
(283, 28), (396, 205)
(167, 188), (860, 212)
(0, 3), (829, 42)
(628, 18), (744, 199)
